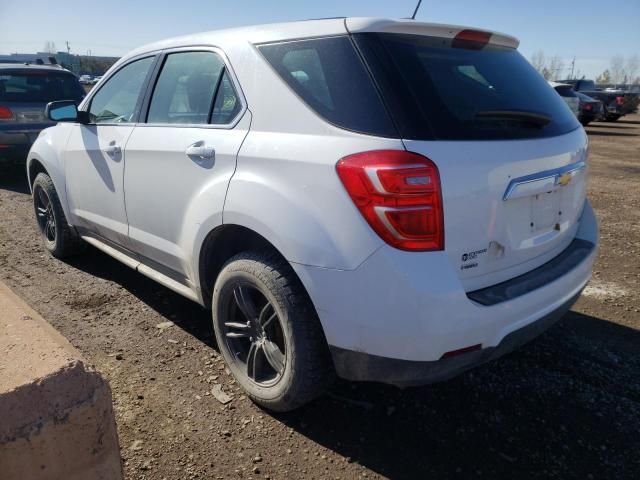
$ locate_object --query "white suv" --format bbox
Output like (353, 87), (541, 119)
(27, 18), (598, 411)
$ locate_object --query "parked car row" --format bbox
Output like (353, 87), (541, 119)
(78, 74), (102, 85)
(558, 78), (640, 122)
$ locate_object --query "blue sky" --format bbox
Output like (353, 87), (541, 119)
(1, 0), (638, 78)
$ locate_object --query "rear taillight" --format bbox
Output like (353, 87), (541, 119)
(336, 150), (444, 251)
(616, 96), (625, 106)
(0, 106), (14, 120)
(584, 103), (592, 111)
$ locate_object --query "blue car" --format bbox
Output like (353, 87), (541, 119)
(0, 63), (85, 164)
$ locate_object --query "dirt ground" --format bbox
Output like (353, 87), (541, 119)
(1, 115), (639, 480)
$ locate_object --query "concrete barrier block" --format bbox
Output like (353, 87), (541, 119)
(0, 281), (123, 480)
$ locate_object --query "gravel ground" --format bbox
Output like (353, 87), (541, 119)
(1, 115), (639, 479)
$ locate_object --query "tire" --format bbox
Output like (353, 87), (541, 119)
(32, 172), (84, 258)
(212, 250), (334, 412)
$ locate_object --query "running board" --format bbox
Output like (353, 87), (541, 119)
(80, 236), (200, 303)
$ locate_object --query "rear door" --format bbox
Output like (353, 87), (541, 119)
(355, 32), (587, 291)
(123, 49), (248, 279)
(65, 56), (155, 245)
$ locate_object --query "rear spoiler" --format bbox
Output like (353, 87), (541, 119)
(345, 18), (520, 49)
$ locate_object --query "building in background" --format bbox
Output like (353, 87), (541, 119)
(0, 51), (118, 76)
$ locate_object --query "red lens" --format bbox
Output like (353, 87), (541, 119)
(0, 106), (14, 119)
(336, 150), (444, 251)
(452, 29), (491, 50)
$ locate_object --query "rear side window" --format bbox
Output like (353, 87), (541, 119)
(258, 36), (396, 137)
(0, 71), (84, 103)
(211, 71), (241, 124)
(354, 33), (580, 140)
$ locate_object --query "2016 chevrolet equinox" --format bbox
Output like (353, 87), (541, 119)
(27, 18), (598, 411)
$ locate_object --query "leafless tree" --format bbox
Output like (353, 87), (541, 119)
(609, 55), (625, 84)
(596, 70), (611, 85)
(625, 55), (639, 84)
(530, 50), (546, 73)
(43, 41), (56, 54)
(548, 56), (565, 80)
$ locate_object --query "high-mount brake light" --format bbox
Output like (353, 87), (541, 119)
(336, 150), (444, 251)
(452, 29), (491, 50)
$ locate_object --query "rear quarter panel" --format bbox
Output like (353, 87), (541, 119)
(220, 38), (402, 269)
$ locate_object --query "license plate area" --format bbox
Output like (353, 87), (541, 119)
(530, 191), (560, 232)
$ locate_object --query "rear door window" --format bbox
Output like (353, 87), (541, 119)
(147, 51), (228, 125)
(354, 33), (581, 140)
(258, 36), (396, 137)
(0, 70), (85, 103)
(210, 70), (241, 124)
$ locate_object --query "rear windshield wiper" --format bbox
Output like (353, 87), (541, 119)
(474, 110), (552, 127)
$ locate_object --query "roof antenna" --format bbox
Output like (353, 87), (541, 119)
(411, 0), (423, 19)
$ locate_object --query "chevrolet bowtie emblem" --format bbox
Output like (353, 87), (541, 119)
(557, 172), (573, 186)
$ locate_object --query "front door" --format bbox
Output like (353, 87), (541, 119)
(65, 56), (155, 246)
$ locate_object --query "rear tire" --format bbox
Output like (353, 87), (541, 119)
(212, 250), (334, 412)
(32, 172), (84, 258)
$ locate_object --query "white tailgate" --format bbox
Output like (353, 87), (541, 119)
(404, 127), (588, 291)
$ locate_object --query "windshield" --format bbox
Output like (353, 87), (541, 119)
(0, 70), (85, 103)
(354, 33), (580, 140)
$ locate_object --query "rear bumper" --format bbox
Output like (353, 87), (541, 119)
(0, 126), (48, 163)
(293, 200), (598, 385)
(330, 289), (581, 386)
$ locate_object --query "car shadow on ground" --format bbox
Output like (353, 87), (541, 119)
(616, 119), (640, 125)
(0, 165), (31, 194)
(587, 124), (635, 130)
(585, 130), (639, 137)
(275, 311), (640, 478)
(64, 246), (640, 479)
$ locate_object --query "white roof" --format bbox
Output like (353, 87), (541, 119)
(549, 81), (573, 88)
(121, 17), (519, 62)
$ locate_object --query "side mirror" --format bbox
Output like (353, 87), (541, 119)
(45, 100), (89, 123)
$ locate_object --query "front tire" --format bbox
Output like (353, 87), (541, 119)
(212, 251), (333, 412)
(32, 172), (83, 258)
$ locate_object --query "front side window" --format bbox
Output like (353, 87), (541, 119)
(147, 51), (229, 125)
(88, 56), (154, 124)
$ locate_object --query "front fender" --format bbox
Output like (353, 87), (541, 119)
(27, 124), (74, 223)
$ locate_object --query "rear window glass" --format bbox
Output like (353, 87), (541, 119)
(354, 33), (580, 140)
(554, 85), (576, 97)
(258, 36), (396, 137)
(0, 71), (84, 103)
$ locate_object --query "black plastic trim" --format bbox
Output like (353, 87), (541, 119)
(467, 238), (595, 306)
